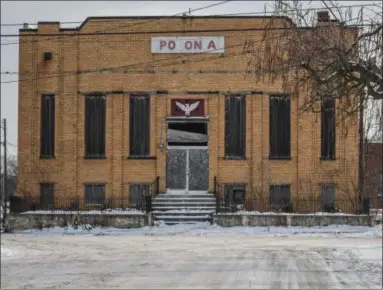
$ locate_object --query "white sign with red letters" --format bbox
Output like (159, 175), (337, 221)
(151, 36), (225, 54)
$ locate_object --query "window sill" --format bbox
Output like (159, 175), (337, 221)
(223, 156), (247, 160)
(320, 157), (336, 161)
(127, 156), (157, 160)
(269, 156), (292, 160)
(84, 156), (107, 159)
(39, 156), (56, 160)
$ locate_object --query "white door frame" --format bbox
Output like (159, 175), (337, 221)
(166, 146), (209, 195)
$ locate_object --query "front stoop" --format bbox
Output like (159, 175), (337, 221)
(152, 193), (215, 225)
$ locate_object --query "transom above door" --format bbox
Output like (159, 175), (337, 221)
(166, 120), (209, 194)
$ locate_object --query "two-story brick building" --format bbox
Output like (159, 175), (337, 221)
(17, 13), (359, 215)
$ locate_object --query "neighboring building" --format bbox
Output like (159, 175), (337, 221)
(17, 12), (359, 212)
(365, 143), (383, 209)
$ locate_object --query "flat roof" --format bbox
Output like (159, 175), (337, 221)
(20, 15), (293, 32)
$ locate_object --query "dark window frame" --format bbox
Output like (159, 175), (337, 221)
(321, 98), (336, 160)
(320, 183), (336, 211)
(224, 183), (246, 209)
(84, 183), (105, 205)
(224, 95), (246, 158)
(84, 95), (106, 159)
(40, 183), (55, 206)
(269, 184), (291, 211)
(129, 94), (151, 158)
(269, 95), (291, 160)
(129, 183), (150, 209)
(40, 94), (55, 158)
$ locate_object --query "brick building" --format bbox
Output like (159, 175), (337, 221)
(17, 13), (359, 213)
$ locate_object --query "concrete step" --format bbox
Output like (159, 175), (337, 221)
(153, 201), (216, 205)
(152, 205), (216, 210)
(152, 206), (216, 211)
(153, 193), (216, 225)
(159, 222), (211, 226)
(152, 211), (214, 216)
(154, 215), (212, 223)
(154, 221), (212, 226)
(156, 194), (215, 199)
(154, 197), (216, 202)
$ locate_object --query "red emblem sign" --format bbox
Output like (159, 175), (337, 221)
(171, 99), (204, 116)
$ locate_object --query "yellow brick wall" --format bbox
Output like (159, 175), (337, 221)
(17, 17), (359, 208)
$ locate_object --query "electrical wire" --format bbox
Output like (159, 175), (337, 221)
(0, 1), (232, 46)
(1, 22), (370, 38)
(0, 33), (288, 84)
(0, 3), (377, 27)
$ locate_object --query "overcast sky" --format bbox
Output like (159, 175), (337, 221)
(0, 1), (379, 156)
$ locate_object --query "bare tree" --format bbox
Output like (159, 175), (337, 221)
(250, 0), (382, 115)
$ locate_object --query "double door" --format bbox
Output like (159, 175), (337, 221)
(166, 147), (209, 194)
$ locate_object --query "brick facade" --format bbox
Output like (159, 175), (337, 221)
(17, 16), (359, 210)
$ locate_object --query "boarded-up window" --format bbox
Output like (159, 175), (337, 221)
(40, 183), (54, 206)
(321, 99), (335, 159)
(269, 96), (290, 159)
(85, 95), (106, 158)
(224, 184), (246, 210)
(320, 183), (336, 211)
(269, 185), (291, 210)
(129, 184), (149, 208)
(40, 94), (55, 158)
(130, 95), (150, 157)
(84, 184), (105, 204)
(225, 95), (246, 157)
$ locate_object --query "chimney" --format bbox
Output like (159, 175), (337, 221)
(317, 11), (330, 22)
(23, 23), (29, 29)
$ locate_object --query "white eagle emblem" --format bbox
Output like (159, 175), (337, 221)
(175, 101), (200, 116)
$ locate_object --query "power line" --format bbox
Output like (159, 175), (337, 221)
(1, 20), (368, 85)
(6, 142), (16, 148)
(1, 5), (379, 46)
(0, 1), (232, 46)
(0, 34), (284, 85)
(1, 28), (308, 84)
(0, 41), (251, 84)
(0, 3), (378, 27)
(0, 29), (287, 77)
(0, 18), (373, 46)
(1, 21), (80, 27)
(0, 23), (369, 39)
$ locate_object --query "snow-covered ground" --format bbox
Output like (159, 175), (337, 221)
(20, 208), (145, 215)
(1, 224), (382, 289)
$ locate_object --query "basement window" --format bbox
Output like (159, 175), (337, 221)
(225, 95), (246, 158)
(40, 94), (55, 158)
(167, 122), (208, 146)
(224, 184), (246, 211)
(129, 184), (150, 209)
(269, 184), (291, 212)
(130, 95), (150, 157)
(321, 98), (336, 160)
(84, 184), (105, 205)
(40, 183), (54, 207)
(269, 95), (291, 159)
(320, 183), (336, 212)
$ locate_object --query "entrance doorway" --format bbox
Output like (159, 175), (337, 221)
(166, 121), (209, 194)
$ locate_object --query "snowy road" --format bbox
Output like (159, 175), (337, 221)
(1, 225), (382, 289)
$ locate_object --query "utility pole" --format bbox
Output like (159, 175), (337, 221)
(3, 119), (7, 202)
(2, 119), (7, 226)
